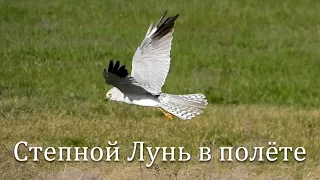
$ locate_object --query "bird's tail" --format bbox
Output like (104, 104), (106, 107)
(159, 93), (208, 120)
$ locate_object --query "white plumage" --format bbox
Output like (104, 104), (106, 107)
(103, 11), (208, 120)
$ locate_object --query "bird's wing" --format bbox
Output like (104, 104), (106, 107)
(131, 11), (179, 95)
(103, 60), (148, 95)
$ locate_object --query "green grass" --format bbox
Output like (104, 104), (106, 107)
(1, 0), (320, 179)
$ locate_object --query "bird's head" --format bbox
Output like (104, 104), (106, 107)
(105, 87), (123, 101)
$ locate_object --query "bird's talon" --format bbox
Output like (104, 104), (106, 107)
(165, 113), (174, 120)
(158, 108), (174, 120)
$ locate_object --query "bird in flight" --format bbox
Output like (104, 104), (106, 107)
(103, 11), (208, 120)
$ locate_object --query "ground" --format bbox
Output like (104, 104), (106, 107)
(1, 0), (320, 179)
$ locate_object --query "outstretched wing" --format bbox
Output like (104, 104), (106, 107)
(131, 11), (179, 95)
(103, 60), (148, 95)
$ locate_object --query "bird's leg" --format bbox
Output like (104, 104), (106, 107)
(158, 108), (174, 120)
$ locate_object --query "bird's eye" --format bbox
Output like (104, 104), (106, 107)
(108, 93), (112, 97)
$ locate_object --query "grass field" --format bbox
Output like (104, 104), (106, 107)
(1, 0), (320, 179)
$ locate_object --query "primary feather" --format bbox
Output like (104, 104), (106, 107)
(103, 11), (208, 120)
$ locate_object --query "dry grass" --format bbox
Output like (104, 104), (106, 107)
(1, 0), (320, 179)
(1, 102), (319, 179)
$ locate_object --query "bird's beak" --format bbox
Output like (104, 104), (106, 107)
(105, 98), (109, 102)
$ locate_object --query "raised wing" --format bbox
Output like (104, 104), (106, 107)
(103, 60), (148, 95)
(131, 11), (179, 95)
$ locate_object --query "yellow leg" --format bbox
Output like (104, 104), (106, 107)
(158, 108), (174, 120)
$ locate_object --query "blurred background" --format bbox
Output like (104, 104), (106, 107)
(1, 0), (319, 108)
(1, 0), (319, 179)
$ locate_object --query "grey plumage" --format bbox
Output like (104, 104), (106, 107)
(159, 93), (208, 120)
(103, 11), (208, 120)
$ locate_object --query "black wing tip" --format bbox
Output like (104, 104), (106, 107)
(106, 59), (129, 78)
(154, 11), (179, 40)
(161, 10), (179, 19)
(162, 10), (168, 18)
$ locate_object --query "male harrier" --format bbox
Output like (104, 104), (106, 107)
(103, 11), (207, 120)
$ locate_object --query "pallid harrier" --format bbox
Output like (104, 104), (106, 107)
(103, 11), (208, 120)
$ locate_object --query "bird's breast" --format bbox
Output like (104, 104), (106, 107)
(123, 94), (159, 107)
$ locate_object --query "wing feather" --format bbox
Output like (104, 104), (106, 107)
(103, 60), (148, 95)
(131, 11), (179, 95)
